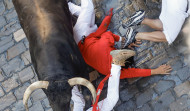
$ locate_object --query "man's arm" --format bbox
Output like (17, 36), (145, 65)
(120, 64), (172, 79)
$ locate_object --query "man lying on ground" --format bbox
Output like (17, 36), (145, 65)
(68, 0), (172, 110)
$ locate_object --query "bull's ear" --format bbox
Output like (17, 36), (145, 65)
(23, 81), (49, 111)
(68, 77), (96, 104)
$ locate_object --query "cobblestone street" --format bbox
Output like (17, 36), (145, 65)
(0, 0), (190, 111)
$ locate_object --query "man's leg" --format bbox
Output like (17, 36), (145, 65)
(73, 0), (95, 43)
(87, 64), (121, 111)
(135, 31), (167, 42)
(141, 18), (163, 31)
(75, 0), (94, 26)
(68, 2), (81, 16)
(71, 86), (85, 111)
(97, 64), (121, 111)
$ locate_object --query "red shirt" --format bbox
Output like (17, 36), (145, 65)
(78, 9), (151, 79)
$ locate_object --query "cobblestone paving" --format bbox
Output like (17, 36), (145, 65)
(0, 0), (190, 111)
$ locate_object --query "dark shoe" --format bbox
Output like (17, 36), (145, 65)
(123, 10), (145, 28)
(110, 49), (136, 66)
(122, 27), (137, 49)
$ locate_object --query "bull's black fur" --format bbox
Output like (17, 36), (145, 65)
(12, 0), (90, 110)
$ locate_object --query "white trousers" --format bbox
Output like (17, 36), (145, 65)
(69, 1), (121, 110)
(68, 0), (98, 44)
(72, 64), (121, 111)
(160, 0), (189, 44)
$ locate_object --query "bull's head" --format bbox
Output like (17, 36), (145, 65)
(23, 78), (96, 111)
(12, 0), (94, 110)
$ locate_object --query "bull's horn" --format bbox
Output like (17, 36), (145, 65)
(68, 77), (96, 104)
(23, 81), (49, 111)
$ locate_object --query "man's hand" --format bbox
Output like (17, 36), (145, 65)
(151, 64), (172, 75)
(128, 40), (142, 50)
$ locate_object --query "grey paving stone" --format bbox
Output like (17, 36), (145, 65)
(136, 89), (155, 107)
(174, 81), (190, 97)
(0, 1), (5, 15)
(0, 40), (14, 54)
(136, 76), (162, 91)
(30, 101), (44, 111)
(3, 108), (11, 111)
(11, 99), (32, 111)
(0, 92), (16, 110)
(147, 75), (163, 85)
(151, 91), (175, 111)
(114, 99), (122, 109)
(0, 69), (5, 82)
(177, 67), (190, 81)
(148, 52), (168, 68)
(170, 96), (190, 111)
(42, 98), (51, 108)
(13, 29), (26, 42)
(18, 66), (34, 83)
(115, 100), (136, 111)
(0, 16), (6, 28)
(166, 46), (180, 58)
(5, 10), (18, 22)
(45, 108), (53, 111)
(0, 35), (12, 47)
(2, 20), (16, 31)
(23, 38), (29, 49)
(0, 22), (21, 37)
(31, 89), (47, 102)
(136, 77), (150, 91)
(135, 0), (148, 11)
(164, 75), (182, 86)
(123, 3), (136, 16)
(11, 100), (25, 111)
(7, 42), (26, 60)
(120, 85), (138, 102)
(2, 75), (19, 92)
(14, 83), (30, 100)
(21, 50), (31, 65)
(151, 43), (167, 57)
(135, 51), (153, 67)
(0, 86), (5, 97)
(136, 104), (151, 111)
(4, 0), (14, 10)
(2, 57), (24, 76)
(136, 41), (154, 53)
(154, 80), (175, 94)
(30, 75), (39, 83)
(167, 57), (183, 71)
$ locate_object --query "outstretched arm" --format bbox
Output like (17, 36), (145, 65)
(120, 64), (172, 79)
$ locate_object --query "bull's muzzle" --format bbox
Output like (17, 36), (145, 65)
(23, 78), (96, 111)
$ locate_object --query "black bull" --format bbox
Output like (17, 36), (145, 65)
(13, 0), (94, 110)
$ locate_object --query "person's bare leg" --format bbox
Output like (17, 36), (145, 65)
(142, 18), (163, 31)
(136, 31), (167, 42)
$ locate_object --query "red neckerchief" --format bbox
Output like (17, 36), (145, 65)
(92, 74), (110, 111)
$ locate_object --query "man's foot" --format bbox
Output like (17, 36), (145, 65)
(122, 27), (137, 49)
(123, 10), (145, 28)
(110, 49), (136, 66)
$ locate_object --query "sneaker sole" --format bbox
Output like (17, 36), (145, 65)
(110, 50), (136, 66)
(123, 10), (145, 28)
(110, 49), (136, 59)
